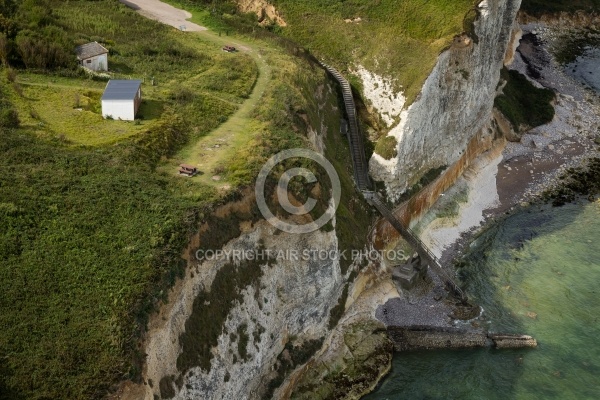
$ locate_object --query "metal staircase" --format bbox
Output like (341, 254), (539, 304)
(363, 192), (467, 301)
(321, 62), (467, 302)
(320, 62), (372, 191)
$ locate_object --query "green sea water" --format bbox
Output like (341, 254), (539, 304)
(365, 200), (600, 399)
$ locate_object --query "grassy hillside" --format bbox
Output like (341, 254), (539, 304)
(269, 0), (475, 104)
(0, 126), (218, 400)
(173, 0), (474, 105)
(0, 0), (258, 398)
(0, 1), (374, 399)
(6, 0), (256, 147)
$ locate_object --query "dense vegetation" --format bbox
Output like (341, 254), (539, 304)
(1, 1), (375, 398)
(494, 68), (556, 131)
(0, 124), (219, 399)
(0, 0), (75, 69)
(0, 0), (257, 398)
(521, 0), (600, 16)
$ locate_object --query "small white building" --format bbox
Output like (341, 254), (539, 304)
(101, 80), (142, 121)
(75, 41), (109, 72)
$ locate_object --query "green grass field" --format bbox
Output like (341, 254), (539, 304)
(0, 0), (259, 398)
(0, 127), (220, 399)
(11, 76), (153, 145)
(9, 0), (258, 147)
(270, 0), (475, 105)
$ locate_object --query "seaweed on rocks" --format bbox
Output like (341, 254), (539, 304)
(542, 157), (600, 206)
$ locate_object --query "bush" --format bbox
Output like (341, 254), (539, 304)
(4, 68), (16, 82)
(15, 27), (75, 69)
(169, 87), (195, 104)
(495, 68), (556, 131)
(0, 107), (19, 128)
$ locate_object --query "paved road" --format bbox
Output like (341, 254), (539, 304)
(120, 0), (207, 31)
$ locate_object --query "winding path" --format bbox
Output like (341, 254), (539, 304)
(120, 0), (271, 187)
(121, 0), (465, 299)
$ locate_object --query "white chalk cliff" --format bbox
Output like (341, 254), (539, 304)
(369, 0), (523, 200)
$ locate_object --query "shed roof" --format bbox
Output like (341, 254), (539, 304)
(75, 41), (109, 60)
(102, 80), (142, 101)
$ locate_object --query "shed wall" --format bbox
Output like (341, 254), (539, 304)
(102, 100), (135, 121)
(81, 54), (108, 72)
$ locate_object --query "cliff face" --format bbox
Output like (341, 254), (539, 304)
(143, 221), (343, 399)
(238, 0), (287, 26)
(131, 1), (527, 397)
(132, 76), (372, 400)
(369, 0), (523, 200)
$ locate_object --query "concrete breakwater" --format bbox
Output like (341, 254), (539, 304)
(386, 325), (537, 352)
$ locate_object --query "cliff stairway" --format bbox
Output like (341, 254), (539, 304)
(321, 62), (467, 302)
(320, 63), (372, 191)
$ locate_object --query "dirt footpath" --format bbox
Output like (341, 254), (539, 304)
(120, 0), (207, 31)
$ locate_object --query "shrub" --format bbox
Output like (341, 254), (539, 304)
(4, 68), (16, 82)
(15, 27), (75, 69)
(0, 107), (19, 128)
(495, 68), (556, 131)
(169, 87), (195, 104)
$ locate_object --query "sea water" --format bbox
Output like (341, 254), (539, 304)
(364, 200), (600, 399)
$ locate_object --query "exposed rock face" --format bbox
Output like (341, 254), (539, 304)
(238, 0), (287, 27)
(354, 66), (406, 128)
(129, 77), (370, 400)
(140, 220), (345, 400)
(278, 270), (399, 400)
(285, 321), (393, 400)
(369, 0), (523, 200)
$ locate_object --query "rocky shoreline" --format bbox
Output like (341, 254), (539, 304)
(353, 14), (600, 398)
(277, 12), (600, 400)
(387, 326), (537, 352)
(420, 18), (600, 267)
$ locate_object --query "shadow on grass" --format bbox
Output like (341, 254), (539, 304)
(109, 61), (135, 75)
(137, 99), (164, 121)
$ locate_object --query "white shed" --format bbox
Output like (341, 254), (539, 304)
(101, 80), (142, 121)
(75, 42), (109, 72)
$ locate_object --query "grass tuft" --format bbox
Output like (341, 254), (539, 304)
(374, 136), (398, 160)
